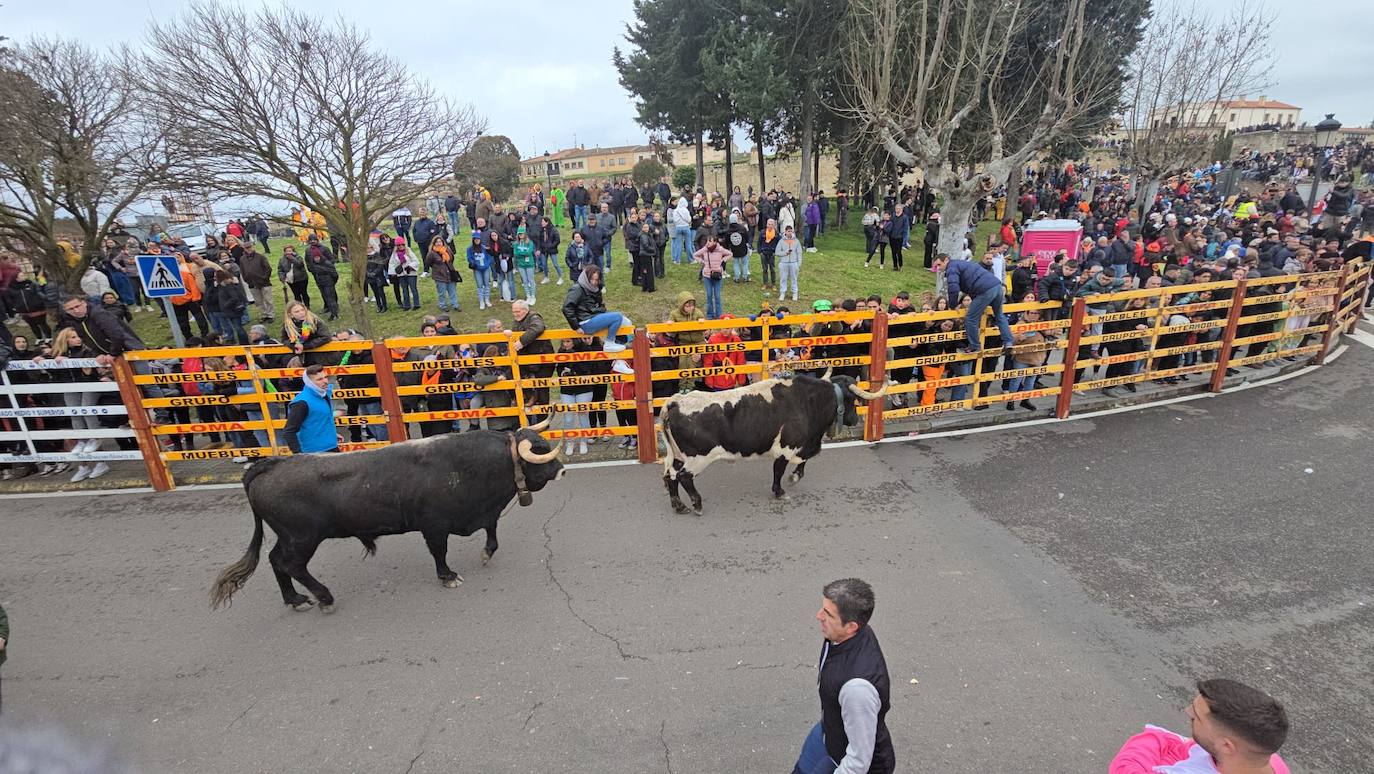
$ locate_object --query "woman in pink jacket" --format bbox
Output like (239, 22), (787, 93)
(692, 234), (732, 319)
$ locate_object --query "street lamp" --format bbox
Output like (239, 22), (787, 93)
(1308, 114), (1341, 210)
(544, 151), (553, 203)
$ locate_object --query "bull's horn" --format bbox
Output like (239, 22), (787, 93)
(848, 381), (889, 400)
(517, 438), (562, 464)
(527, 415), (552, 432)
(820, 366), (832, 381)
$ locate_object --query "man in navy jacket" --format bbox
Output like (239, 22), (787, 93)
(934, 254), (1014, 353)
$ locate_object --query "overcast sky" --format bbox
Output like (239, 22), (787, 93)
(5, 0), (1370, 157)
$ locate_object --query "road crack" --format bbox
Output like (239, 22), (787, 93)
(542, 493), (648, 661)
(521, 700), (544, 731)
(226, 700), (256, 729)
(659, 719), (674, 774)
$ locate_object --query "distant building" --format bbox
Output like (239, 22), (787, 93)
(1147, 96), (1301, 134)
(521, 142), (726, 180)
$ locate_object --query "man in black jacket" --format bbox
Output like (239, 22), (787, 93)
(792, 578), (895, 774)
(58, 296), (145, 365)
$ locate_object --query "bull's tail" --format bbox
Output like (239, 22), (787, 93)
(209, 462), (275, 609)
(660, 406), (679, 478)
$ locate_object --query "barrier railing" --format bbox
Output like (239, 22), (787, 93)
(1, 358), (142, 469)
(90, 259), (1367, 491)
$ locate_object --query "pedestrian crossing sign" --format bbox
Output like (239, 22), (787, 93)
(136, 253), (185, 297)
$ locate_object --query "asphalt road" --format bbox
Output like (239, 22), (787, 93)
(1, 342), (1370, 773)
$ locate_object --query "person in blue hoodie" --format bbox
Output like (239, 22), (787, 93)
(933, 253), (1013, 354)
(465, 231), (494, 310)
(281, 364), (338, 454)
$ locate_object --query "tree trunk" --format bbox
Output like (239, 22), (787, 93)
(813, 149), (821, 193)
(346, 230), (372, 338)
(754, 120), (767, 193)
(694, 126), (705, 191)
(723, 128), (734, 195)
(798, 85), (815, 197)
(936, 181), (980, 260)
(1005, 164), (1020, 216)
(838, 139), (853, 196)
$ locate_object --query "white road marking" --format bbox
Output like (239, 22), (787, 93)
(1347, 327), (1374, 351)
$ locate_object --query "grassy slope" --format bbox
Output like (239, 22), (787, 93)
(127, 218), (997, 345)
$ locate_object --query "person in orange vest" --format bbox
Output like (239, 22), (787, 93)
(170, 256), (210, 338)
(703, 315), (748, 391)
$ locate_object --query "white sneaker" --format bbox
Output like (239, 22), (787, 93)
(557, 278), (564, 285)
(232, 456), (249, 464)
(541, 277), (549, 285)
(807, 247), (817, 253)
(778, 294), (785, 301)
(603, 341), (626, 353)
(89, 462), (110, 479)
(71, 465), (91, 483)
(528, 298), (536, 305)
(578, 441), (589, 455)
(564, 441), (575, 455)
(791, 295), (798, 301)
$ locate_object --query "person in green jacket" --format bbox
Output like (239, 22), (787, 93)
(514, 226), (538, 305)
(1, 601), (8, 714)
(550, 185), (566, 228)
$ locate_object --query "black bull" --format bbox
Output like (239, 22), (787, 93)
(660, 373), (886, 514)
(210, 427), (565, 613)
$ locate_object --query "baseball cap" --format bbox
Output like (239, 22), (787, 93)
(812, 299), (833, 312)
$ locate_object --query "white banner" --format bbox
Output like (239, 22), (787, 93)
(0, 428), (135, 441)
(5, 358), (106, 371)
(0, 451), (144, 463)
(0, 406), (127, 418)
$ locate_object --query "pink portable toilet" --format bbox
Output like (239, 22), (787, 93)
(1022, 219), (1084, 277)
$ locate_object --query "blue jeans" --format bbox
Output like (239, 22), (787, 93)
(950, 360), (974, 402)
(397, 275), (419, 309)
(965, 285), (1013, 351)
(791, 722), (838, 774)
(574, 205), (589, 230)
(703, 275), (723, 319)
(537, 254), (563, 281)
(446, 209), (460, 237)
(672, 225), (692, 264)
(579, 311), (624, 343)
(472, 268), (491, 304)
(1005, 366), (1035, 396)
(732, 251), (751, 281)
(604, 240), (613, 271)
(359, 400), (389, 441)
(517, 267), (536, 300)
(434, 280), (458, 310)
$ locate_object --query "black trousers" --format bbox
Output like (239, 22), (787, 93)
(890, 242), (904, 271)
(173, 300), (210, 338)
(288, 280), (310, 306)
(314, 275), (339, 315)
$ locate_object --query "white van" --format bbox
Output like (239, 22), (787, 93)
(163, 222), (217, 253)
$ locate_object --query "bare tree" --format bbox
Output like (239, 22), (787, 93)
(838, 0), (1117, 257)
(1118, 1), (1272, 215)
(139, 3), (484, 334)
(0, 38), (178, 290)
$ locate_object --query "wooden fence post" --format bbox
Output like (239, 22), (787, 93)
(112, 357), (174, 492)
(864, 311), (888, 442)
(1314, 265), (1351, 367)
(1208, 278), (1248, 390)
(1054, 298), (1086, 420)
(632, 327), (657, 463)
(371, 341), (409, 442)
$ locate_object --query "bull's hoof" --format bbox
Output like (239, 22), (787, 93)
(691, 503), (703, 516)
(290, 600), (315, 612)
(480, 549), (492, 565)
(319, 603), (336, 614)
(772, 489), (787, 500)
(788, 472), (802, 484)
(671, 500), (690, 514)
(442, 576), (464, 588)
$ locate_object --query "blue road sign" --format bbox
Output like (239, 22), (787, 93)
(136, 254), (185, 298)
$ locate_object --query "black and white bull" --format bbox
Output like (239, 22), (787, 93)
(210, 422), (564, 613)
(659, 370), (886, 514)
